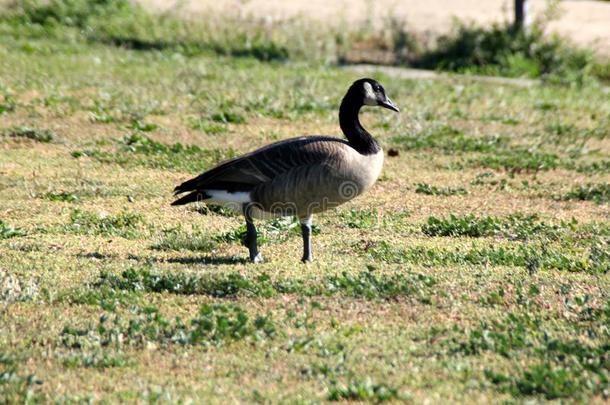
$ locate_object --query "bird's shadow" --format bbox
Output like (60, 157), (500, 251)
(166, 256), (247, 265)
(127, 254), (247, 266)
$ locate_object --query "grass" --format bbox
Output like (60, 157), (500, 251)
(61, 303), (276, 350)
(151, 227), (217, 252)
(1, 0), (609, 83)
(0, 221), (26, 239)
(1, 2), (609, 403)
(63, 208), (145, 238)
(563, 183), (610, 204)
(1, 126), (57, 143)
(0, 353), (43, 403)
(366, 239), (609, 273)
(446, 302), (610, 399)
(421, 213), (560, 239)
(72, 267), (436, 301)
(415, 182), (467, 196)
(415, 21), (597, 83)
(72, 133), (236, 173)
(327, 377), (403, 402)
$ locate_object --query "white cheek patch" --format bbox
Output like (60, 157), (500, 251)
(363, 82), (378, 106)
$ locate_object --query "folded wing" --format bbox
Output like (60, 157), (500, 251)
(172, 136), (348, 205)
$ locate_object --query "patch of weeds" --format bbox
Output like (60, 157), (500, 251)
(391, 125), (506, 154)
(65, 209), (144, 239)
(446, 305), (610, 400)
(73, 133), (235, 173)
(0, 221), (26, 239)
(338, 209), (410, 231)
(34, 94), (82, 114)
(485, 364), (584, 400)
(339, 208), (379, 229)
(563, 183), (609, 205)
(479, 287), (506, 307)
(286, 336), (345, 358)
(0, 94), (17, 114)
(490, 344), (610, 399)
(572, 159), (610, 174)
(1, 269), (39, 303)
(470, 172), (498, 186)
(44, 191), (79, 202)
(422, 213), (557, 240)
(62, 350), (130, 369)
(471, 149), (560, 173)
(415, 21), (595, 82)
(366, 239), (608, 273)
(324, 268), (436, 302)
(449, 312), (538, 356)
(0, 353), (43, 403)
(415, 183), (467, 196)
(65, 285), (139, 311)
(94, 268), (281, 298)
(189, 118), (228, 135)
(127, 119), (158, 132)
(422, 214), (492, 238)
(4, 0), (293, 61)
(2, 126), (57, 143)
(588, 239), (610, 273)
(327, 377), (403, 402)
(61, 303), (275, 350)
(88, 101), (116, 123)
(89, 267), (436, 300)
(151, 227), (217, 252)
(211, 111), (246, 124)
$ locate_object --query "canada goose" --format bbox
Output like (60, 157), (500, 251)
(172, 78), (399, 263)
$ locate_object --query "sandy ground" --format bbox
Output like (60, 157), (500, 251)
(139, 0), (610, 57)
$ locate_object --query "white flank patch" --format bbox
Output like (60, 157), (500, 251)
(363, 82), (377, 106)
(207, 190), (251, 203)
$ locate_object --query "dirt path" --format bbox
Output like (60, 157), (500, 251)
(139, 0), (610, 57)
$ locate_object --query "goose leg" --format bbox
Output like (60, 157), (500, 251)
(300, 215), (313, 263)
(243, 204), (263, 263)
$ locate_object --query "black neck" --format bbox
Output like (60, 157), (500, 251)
(339, 94), (380, 155)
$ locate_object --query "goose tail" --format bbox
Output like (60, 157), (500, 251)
(171, 191), (211, 206)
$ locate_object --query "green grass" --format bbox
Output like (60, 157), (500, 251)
(447, 303), (610, 399)
(0, 353), (43, 403)
(563, 183), (610, 204)
(72, 133), (236, 173)
(61, 303), (276, 350)
(64, 209), (145, 238)
(366, 239), (609, 273)
(414, 21), (597, 84)
(1, 4), (609, 403)
(415, 182), (467, 196)
(151, 227), (218, 252)
(327, 377), (403, 402)
(2, 126), (57, 143)
(75, 267), (436, 301)
(421, 213), (560, 239)
(0, 221), (26, 239)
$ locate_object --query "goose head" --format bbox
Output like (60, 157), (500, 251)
(350, 78), (400, 112)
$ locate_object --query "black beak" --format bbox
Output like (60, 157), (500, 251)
(380, 96), (399, 112)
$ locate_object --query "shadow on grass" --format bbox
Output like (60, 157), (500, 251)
(127, 254), (247, 266)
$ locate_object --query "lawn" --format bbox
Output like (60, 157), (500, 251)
(1, 20), (609, 404)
